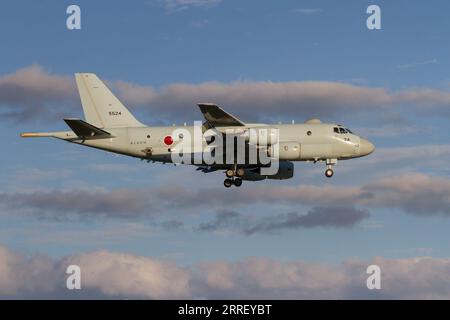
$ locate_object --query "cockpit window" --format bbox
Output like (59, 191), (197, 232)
(335, 126), (354, 134)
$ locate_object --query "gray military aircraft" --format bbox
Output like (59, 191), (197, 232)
(21, 73), (375, 188)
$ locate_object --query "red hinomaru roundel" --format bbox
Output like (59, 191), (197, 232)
(163, 135), (173, 146)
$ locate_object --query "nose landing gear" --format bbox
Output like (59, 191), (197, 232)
(325, 168), (334, 178)
(324, 158), (337, 178)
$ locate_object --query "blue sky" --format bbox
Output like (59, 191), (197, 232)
(1, 0), (450, 299)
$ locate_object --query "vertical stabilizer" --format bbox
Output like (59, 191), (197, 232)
(75, 73), (145, 128)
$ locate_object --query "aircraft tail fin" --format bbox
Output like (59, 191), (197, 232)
(75, 73), (145, 129)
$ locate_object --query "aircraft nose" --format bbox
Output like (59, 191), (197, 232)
(360, 138), (375, 156)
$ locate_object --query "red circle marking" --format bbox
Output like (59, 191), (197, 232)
(164, 135), (173, 146)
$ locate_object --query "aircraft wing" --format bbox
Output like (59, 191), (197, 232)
(198, 103), (245, 127)
(64, 118), (113, 140)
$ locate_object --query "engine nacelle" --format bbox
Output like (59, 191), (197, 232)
(241, 161), (294, 181)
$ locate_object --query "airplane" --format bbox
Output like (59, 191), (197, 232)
(21, 73), (375, 188)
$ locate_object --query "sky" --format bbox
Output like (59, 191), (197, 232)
(1, 0), (450, 299)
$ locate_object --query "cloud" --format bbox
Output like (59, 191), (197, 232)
(163, 0), (221, 11)
(198, 207), (370, 235)
(2, 173), (450, 220)
(362, 174), (450, 216)
(397, 59), (438, 69)
(0, 246), (56, 297)
(1, 244), (450, 299)
(160, 220), (184, 230)
(0, 245), (190, 299)
(0, 189), (158, 219)
(62, 250), (191, 299)
(143, 80), (393, 122)
(4, 65), (450, 124)
(113, 80), (156, 107)
(0, 65), (76, 122)
(294, 8), (322, 15)
(198, 210), (241, 232)
(243, 207), (370, 235)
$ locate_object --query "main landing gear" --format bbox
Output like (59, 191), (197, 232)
(224, 178), (243, 188)
(224, 167), (244, 188)
(226, 168), (245, 178)
(324, 158), (337, 178)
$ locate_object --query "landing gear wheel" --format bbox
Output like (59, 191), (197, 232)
(236, 168), (245, 177)
(325, 168), (334, 178)
(234, 178), (243, 187)
(226, 169), (235, 178)
(224, 179), (233, 188)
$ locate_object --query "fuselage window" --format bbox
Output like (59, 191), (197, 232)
(339, 128), (347, 134)
(345, 128), (353, 134)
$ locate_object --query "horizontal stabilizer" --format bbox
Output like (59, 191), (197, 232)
(64, 118), (112, 140)
(198, 103), (245, 127)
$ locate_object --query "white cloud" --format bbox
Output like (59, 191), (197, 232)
(0, 65), (76, 121)
(63, 250), (191, 298)
(4, 65), (450, 123)
(1, 244), (450, 299)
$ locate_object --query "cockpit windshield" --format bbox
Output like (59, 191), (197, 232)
(334, 127), (354, 134)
